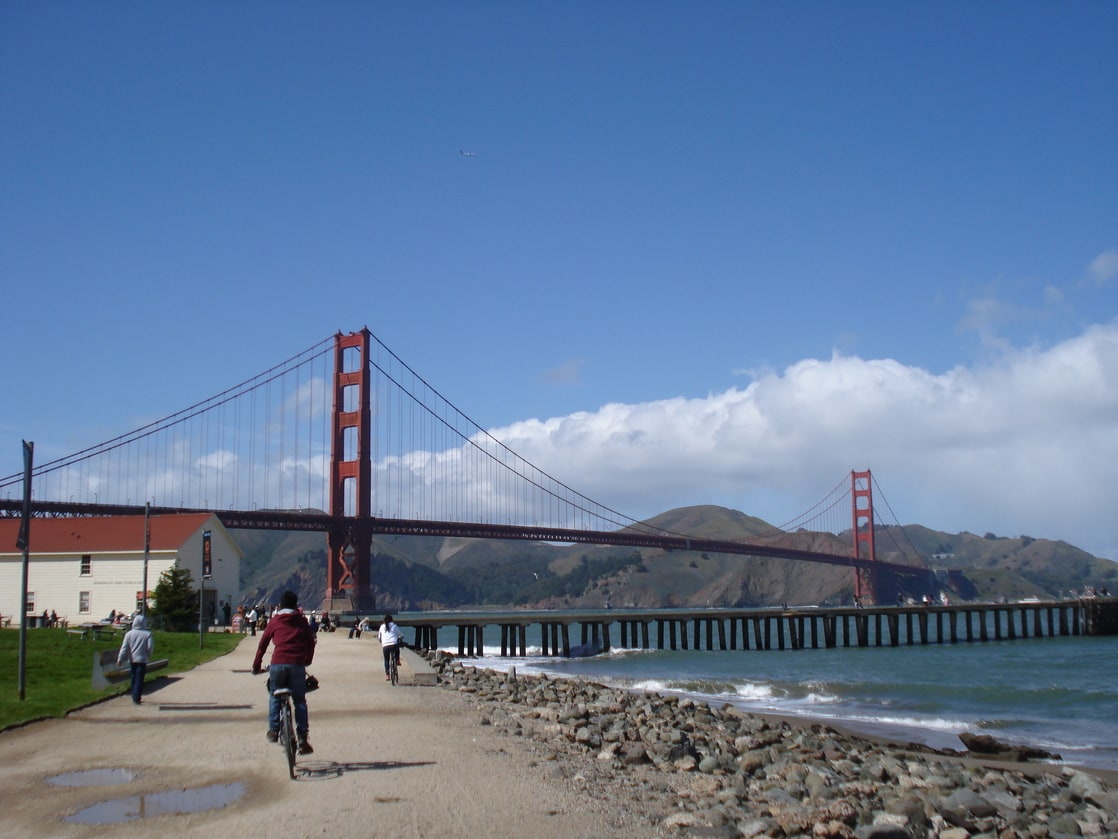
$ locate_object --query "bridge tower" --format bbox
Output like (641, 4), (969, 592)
(851, 469), (877, 605)
(323, 328), (376, 614)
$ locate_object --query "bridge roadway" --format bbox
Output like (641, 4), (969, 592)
(1, 500), (928, 576)
(394, 598), (1118, 658)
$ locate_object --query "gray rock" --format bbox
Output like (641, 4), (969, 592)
(423, 655), (1116, 839)
(942, 786), (998, 819)
(1087, 791), (1118, 817)
(698, 755), (721, 774)
(854, 827), (910, 839)
(620, 744), (650, 765)
(736, 818), (777, 838)
(1047, 812), (1084, 835)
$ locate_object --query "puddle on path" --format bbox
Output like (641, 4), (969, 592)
(48, 768), (137, 787)
(63, 782), (245, 824)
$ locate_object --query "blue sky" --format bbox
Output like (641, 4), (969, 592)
(2, 3), (1116, 560)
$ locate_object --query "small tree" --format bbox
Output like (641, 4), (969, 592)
(150, 564), (197, 632)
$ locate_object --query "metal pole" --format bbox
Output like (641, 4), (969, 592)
(141, 502), (150, 617)
(199, 528), (211, 650)
(16, 441), (33, 701)
(199, 575), (205, 650)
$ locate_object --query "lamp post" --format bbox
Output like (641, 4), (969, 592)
(199, 574), (205, 650)
(141, 503), (150, 617)
(199, 529), (212, 650)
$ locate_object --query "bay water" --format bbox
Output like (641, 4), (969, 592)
(417, 613), (1118, 773)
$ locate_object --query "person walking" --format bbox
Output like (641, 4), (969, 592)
(378, 614), (403, 681)
(252, 590), (317, 754)
(116, 614), (155, 705)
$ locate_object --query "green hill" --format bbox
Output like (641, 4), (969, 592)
(232, 507), (1118, 612)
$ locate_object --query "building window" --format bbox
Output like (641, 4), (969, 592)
(80, 554), (92, 576)
(79, 592), (90, 614)
(25, 592), (35, 614)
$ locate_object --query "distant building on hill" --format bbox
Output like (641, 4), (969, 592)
(0, 513), (241, 627)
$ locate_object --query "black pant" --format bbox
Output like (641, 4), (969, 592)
(382, 643), (401, 674)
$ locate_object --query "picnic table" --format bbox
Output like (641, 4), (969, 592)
(68, 622), (121, 641)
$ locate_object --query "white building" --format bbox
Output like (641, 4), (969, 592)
(0, 513), (242, 627)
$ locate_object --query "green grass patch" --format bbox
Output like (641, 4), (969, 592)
(0, 628), (244, 730)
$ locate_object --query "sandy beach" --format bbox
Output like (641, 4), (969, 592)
(0, 633), (640, 839)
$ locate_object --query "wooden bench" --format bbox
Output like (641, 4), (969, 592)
(91, 649), (170, 691)
(0, 615), (11, 628)
(67, 628), (88, 640)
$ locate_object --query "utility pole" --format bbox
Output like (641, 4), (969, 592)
(16, 441), (33, 701)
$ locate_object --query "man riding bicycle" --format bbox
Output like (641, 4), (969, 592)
(252, 590), (317, 754)
(378, 614), (402, 681)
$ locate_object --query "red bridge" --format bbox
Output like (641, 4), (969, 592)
(2, 329), (928, 609)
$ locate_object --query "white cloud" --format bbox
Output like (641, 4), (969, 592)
(1087, 250), (1118, 285)
(543, 358), (585, 385)
(489, 322), (1118, 560)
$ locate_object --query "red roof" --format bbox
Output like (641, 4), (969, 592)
(0, 513), (218, 555)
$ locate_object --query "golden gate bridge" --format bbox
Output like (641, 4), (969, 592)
(1, 328), (928, 610)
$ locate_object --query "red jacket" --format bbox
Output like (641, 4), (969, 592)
(253, 610), (316, 670)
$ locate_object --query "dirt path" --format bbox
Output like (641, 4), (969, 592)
(0, 634), (629, 839)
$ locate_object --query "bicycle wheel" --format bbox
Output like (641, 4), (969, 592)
(390, 653), (399, 686)
(281, 696), (297, 779)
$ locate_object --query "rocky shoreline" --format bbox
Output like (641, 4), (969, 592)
(424, 650), (1118, 838)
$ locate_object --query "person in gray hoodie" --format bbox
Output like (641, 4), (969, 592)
(117, 614), (155, 704)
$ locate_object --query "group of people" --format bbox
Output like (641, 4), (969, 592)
(250, 591), (405, 757)
(343, 615), (402, 679)
(234, 604), (267, 635)
(112, 593), (405, 735)
(308, 611), (337, 632)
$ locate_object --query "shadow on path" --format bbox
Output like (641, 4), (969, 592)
(295, 759), (435, 781)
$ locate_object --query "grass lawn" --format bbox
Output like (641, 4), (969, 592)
(0, 628), (244, 730)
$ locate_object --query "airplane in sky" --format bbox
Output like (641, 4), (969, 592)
(459, 149), (477, 157)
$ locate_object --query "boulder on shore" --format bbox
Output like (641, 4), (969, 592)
(959, 731), (1061, 762)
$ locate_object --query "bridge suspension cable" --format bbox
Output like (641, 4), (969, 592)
(360, 330), (664, 535)
(0, 328), (678, 539)
(0, 336), (336, 513)
(1, 327), (924, 581)
(866, 472), (924, 565)
(772, 474), (851, 536)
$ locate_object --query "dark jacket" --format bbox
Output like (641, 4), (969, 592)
(252, 609), (316, 670)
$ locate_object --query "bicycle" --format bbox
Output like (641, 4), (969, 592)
(388, 646), (400, 685)
(273, 687), (298, 779)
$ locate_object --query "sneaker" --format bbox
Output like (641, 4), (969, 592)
(266, 729), (278, 743)
(297, 738), (314, 755)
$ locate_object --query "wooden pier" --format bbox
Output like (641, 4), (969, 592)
(400, 598), (1118, 658)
